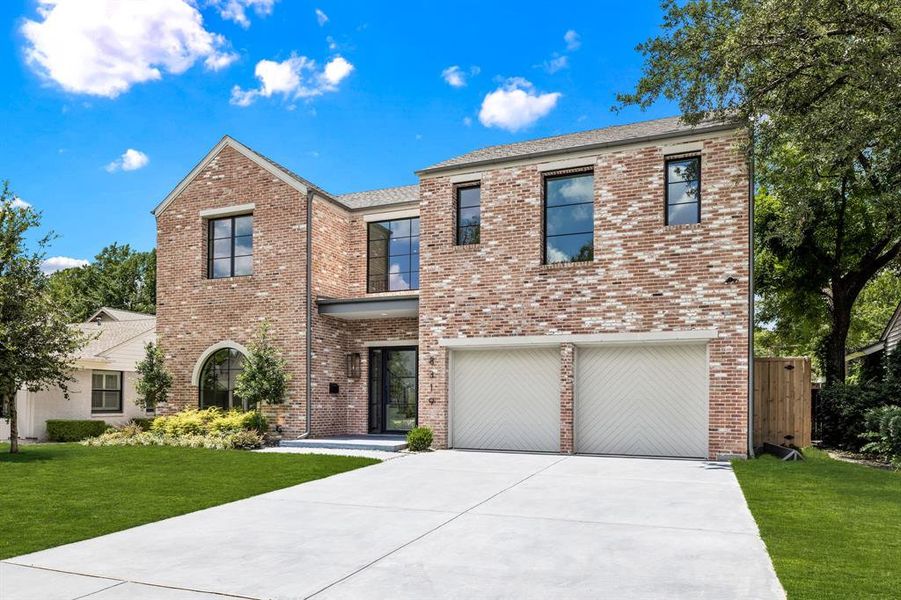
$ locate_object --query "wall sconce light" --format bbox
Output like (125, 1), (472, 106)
(346, 352), (361, 379)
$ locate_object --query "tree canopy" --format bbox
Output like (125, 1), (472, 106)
(620, 0), (901, 382)
(48, 243), (155, 322)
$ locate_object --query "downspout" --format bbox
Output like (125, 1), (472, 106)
(302, 188), (314, 438)
(747, 125), (756, 458)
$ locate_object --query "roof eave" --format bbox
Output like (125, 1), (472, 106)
(415, 122), (741, 177)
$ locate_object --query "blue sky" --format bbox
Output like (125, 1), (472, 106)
(0, 0), (676, 270)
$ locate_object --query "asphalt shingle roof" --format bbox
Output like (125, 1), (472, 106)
(76, 318), (155, 360)
(418, 116), (736, 173)
(335, 185), (419, 210)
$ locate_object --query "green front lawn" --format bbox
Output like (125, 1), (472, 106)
(732, 448), (901, 599)
(0, 443), (377, 560)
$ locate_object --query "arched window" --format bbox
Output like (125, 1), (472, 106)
(199, 348), (247, 410)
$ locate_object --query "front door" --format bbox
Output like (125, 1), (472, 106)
(368, 347), (418, 433)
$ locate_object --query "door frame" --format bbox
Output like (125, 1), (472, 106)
(368, 346), (418, 434)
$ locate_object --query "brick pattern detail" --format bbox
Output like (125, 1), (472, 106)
(560, 343), (574, 453)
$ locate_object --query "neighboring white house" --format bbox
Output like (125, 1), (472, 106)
(1, 307), (155, 442)
(846, 300), (901, 364)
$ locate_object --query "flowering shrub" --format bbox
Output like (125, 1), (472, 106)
(82, 428), (265, 450)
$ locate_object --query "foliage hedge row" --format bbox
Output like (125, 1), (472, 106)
(149, 408), (268, 436)
(46, 420), (109, 442)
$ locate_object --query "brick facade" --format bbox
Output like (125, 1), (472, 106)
(155, 125), (750, 458)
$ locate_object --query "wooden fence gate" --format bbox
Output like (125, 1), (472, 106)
(753, 357), (812, 449)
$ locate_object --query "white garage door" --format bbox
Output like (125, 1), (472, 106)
(575, 344), (708, 458)
(451, 348), (560, 452)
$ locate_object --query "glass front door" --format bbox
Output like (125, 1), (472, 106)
(368, 347), (417, 433)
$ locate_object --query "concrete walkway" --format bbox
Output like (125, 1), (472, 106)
(1, 451), (784, 600)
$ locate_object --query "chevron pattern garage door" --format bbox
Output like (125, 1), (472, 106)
(575, 344), (708, 458)
(451, 348), (560, 452)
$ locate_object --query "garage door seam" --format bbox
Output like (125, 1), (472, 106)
(304, 455), (570, 599)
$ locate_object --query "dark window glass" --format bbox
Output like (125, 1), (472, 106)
(665, 157), (701, 225)
(199, 348), (248, 410)
(91, 370), (122, 413)
(367, 218), (420, 292)
(456, 185), (481, 245)
(544, 172), (594, 264)
(208, 215), (253, 278)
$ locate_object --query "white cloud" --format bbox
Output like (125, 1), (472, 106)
(542, 55), (569, 74)
(41, 256), (89, 274)
(478, 78), (561, 132)
(564, 29), (581, 51)
(315, 8), (329, 26)
(231, 54), (354, 106)
(212, 0), (276, 28)
(21, 0), (238, 98)
(326, 35), (338, 50)
(463, 116), (473, 127)
(442, 65), (480, 88)
(11, 197), (31, 209)
(106, 149), (150, 173)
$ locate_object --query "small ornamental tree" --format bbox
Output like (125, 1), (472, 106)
(234, 320), (289, 410)
(0, 182), (87, 453)
(134, 341), (172, 410)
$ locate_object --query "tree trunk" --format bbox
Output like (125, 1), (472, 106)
(824, 291), (852, 384)
(6, 391), (18, 454)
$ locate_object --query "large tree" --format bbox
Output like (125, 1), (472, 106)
(48, 243), (156, 322)
(0, 183), (87, 453)
(619, 0), (901, 382)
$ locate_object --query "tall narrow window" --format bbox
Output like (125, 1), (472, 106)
(92, 370), (122, 414)
(544, 171), (594, 264)
(456, 184), (481, 245)
(367, 217), (420, 292)
(208, 215), (253, 279)
(665, 156), (701, 225)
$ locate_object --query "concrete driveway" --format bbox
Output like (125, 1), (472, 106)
(1, 451), (784, 600)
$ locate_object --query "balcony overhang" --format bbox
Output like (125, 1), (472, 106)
(317, 295), (419, 320)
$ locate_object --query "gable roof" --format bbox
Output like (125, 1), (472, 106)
(152, 136), (337, 217)
(336, 184), (419, 210)
(417, 116), (738, 174)
(75, 316), (155, 363)
(86, 307), (155, 323)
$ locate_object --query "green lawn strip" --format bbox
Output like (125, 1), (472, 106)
(732, 448), (901, 599)
(0, 443), (378, 560)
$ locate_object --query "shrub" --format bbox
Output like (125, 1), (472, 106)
(817, 384), (885, 450)
(82, 425), (265, 451)
(208, 410), (268, 434)
(150, 408), (268, 437)
(860, 405), (901, 465)
(406, 426), (433, 452)
(46, 420), (109, 442)
(130, 418), (154, 431)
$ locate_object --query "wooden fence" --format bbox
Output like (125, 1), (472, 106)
(753, 357), (812, 448)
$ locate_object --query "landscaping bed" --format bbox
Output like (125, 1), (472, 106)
(0, 443), (377, 559)
(732, 448), (901, 599)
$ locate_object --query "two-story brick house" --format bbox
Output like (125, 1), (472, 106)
(154, 115), (751, 459)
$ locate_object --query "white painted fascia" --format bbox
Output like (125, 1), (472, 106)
(199, 203), (255, 219)
(439, 330), (719, 349)
(362, 208), (420, 222)
(153, 136), (310, 217)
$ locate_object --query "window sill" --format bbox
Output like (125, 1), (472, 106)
(663, 222), (703, 229)
(91, 412), (124, 417)
(206, 274), (254, 282)
(452, 243), (482, 251)
(538, 260), (596, 271)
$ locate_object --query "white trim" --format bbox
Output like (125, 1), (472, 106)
(362, 208), (420, 222)
(362, 340), (418, 347)
(661, 141), (704, 156)
(537, 156), (597, 172)
(845, 341), (886, 362)
(199, 203), (255, 219)
(449, 172), (482, 184)
(439, 330), (718, 349)
(154, 136), (309, 217)
(190, 340), (250, 386)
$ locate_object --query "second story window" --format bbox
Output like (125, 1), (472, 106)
(208, 215), (253, 279)
(665, 156), (701, 225)
(368, 217), (420, 292)
(544, 171), (594, 264)
(456, 184), (481, 245)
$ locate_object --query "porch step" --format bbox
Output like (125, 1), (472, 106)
(279, 435), (408, 452)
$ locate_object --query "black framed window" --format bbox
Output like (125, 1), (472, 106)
(456, 184), (481, 245)
(208, 215), (253, 279)
(91, 370), (123, 414)
(199, 348), (248, 410)
(543, 171), (594, 264)
(367, 217), (419, 292)
(665, 156), (701, 225)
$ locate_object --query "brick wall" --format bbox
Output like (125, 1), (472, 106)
(417, 131), (750, 458)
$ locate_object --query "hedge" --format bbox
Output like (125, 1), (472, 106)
(46, 420), (110, 442)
